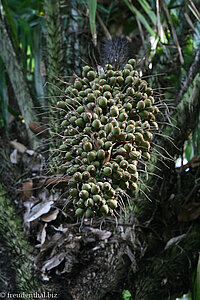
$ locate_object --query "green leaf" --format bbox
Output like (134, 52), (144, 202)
(0, 58), (8, 129)
(87, 0), (97, 45)
(123, 0), (156, 37)
(122, 289), (132, 300)
(138, 0), (157, 26)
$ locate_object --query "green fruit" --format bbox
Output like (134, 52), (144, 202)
(144, 99), (152, 108)
(120, 160), (128, 170)
(139, 110), (149, 119)
(91, 184), (100, 195)
(130, 182), (137, 193)
(93, 194), (102, 203)
(117, 76), (124, 85)
(92, 119), (102, 130)
(69, 178), (77, 188)
(143, 131), (153, 141)
(122, 171), (131, 181)
(140, 140), (150, 151)
(119, 112), (128, 121)
(93, 161), (100, 168)
(59, 144), (68, 151)
(103, 84), (111, 91)
(75, 208), (85, 217)
(98, 97), (108, 108)
(87, 93), (95, 102)
(74, 80), (82, 90)
(104, 141), (112, 150)
(123, 69), (130, 77)
(137, 100), (145, 110)
(88, 177), (96, 184)
(87, 70), (96, 81)
(82, 171), (90, 181)
(130, 172), (138, 182)
(87, 151), (97, 162)
(125, 76), (133, 85)
(126, 87), (135, 96)
(85, 198), (94, 207)
(117, 147), (127, 156)
(135, 92), (143, 101)
(107, 200), (118, 209)
(128, 164), (137, 174)
(112, 162), (119, 172)
(69, 116), (76, 125)
(76, 118), (85, 128)
(110, 105), (119, 117)
(124, 143), (132, 152)
(70, 188), (78, 197)
(143, 152), (151, 161)
(104, 123), (113, 134)
(83, 141), (93, 152)
(97, 149), (105, 160)
(85, 208), (94, 218)
(79, 190), (89, 200)
(61, 120), (69, 127)
(126, 133), (135, 141)
(97, 139), (104, 147)
(82, 184), (91, 191)
(65, 152), (72, 160)
(87, 165), (96, 174)
(98, 130), (106, 138)
(109, 76), (116, 85)
(129, 151), (140, 160)
(135, 132), (143, 144)
(83, 112), (92, 122)
(100, 204), (109, 214)
(103, 91), (112, 99)
(128, 58), (136, 66)
(126, 125), (135, 133)
(103, 167), (112, 176)
(83, 65), (91, 74)
(124, 63), (133, 71)
(71, 88), (79, 97)
(73, 172), (82, 182)
(57, 101), (67, 109)
(112, 126), (121, 136)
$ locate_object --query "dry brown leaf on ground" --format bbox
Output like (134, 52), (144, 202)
(27, 200), (54, 222)
(41, 252), (66, 272)
(29, 122), (46, 135)
(41, 209), (59, 222)
(10, 139), (27, 153)
(22, 179), (33, 201)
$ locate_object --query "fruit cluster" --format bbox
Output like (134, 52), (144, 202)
(56, 59), (159, 218)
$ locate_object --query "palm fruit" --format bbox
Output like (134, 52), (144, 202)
(53, 58), (160, 218)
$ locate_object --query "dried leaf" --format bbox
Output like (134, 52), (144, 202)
(10, 149), (18, 164)
(41, 209), (59, 222)
(22, 179), (33, 201)
(27, 200), (54, 222)
(42, 252), (66, 272)
(90, 228), (112, 240)
(10, 140), (27, 153)
(29, 122), (46, 135)
(102, 143), (114, 165)
(37, 223), (47, 246)
(165, 234), (186, 249)
(178, 202), (200, 222)
(180, 156), (199, 172)
(44, 175), (71, 189)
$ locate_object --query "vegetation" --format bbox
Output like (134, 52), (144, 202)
(0, 0), (200, 299)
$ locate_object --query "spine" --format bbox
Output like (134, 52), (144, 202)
(101, 37), (131, 69)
